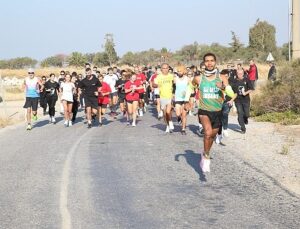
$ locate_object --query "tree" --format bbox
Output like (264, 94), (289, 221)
(41, 55), (65, 67)
(68, 52), (87, 67)
(104, 33), (118, 65)
(93, 52), (110, 67)
(249, 19), (276, 54)
(229, 31), (243, 52)
(121, 51), (136, 65)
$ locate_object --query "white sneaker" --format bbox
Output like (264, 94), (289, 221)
(139, 110), (143, 117)
(52, 117), (56, 124)
(49, 117), (52, 123)
(165, 125), (170, 133)
(132, 122), (136, 127)
(159, 110), (163, 117)
(68, 121), (72, 127)
(169, 121), (174, 130)
(203, 158), (211, 172)
(215, 134), (222, 144)
(64, 120), (68, 127)
(223, 129), (229, 138)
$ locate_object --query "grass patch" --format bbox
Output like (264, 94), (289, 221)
(254, 111), (300, 125)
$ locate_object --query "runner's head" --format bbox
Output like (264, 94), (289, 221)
(176, 65), (187, 77)
(71, 75), (77, 83)
(98, 74), (104, 83)
(50, 73), (55, 81)
(161, 63), (169, 75)
(113, 66), (118, 74)
(131, 73), (137, 82)
(65, 73), (71, 82)
(60, 70), (65, 78)
(134, 66), (139, 74)
(86, 68), (92, 78)
(203, 53), (217, 71)
(237, 69), (244, 80)
(28, 68), (35, 79)
(107, 67), (113, 75)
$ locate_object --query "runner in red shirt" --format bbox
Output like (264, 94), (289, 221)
(98, 75), (111, 126)
(134, 66), (147, 117)
(124, 72), (143, 127)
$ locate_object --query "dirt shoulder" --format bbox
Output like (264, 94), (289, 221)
(222, 116), (300, 197)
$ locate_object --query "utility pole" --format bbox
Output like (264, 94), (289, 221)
(292, 0), (300, 59)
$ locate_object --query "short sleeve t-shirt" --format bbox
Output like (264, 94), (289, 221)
(98, 82), (111, 105)
(136, 73), (147, 93)
(124, 80), (141, 101)
(154, 73), (174, 99)
(79, 76), (101, 97)
(45, 81), (59, 97)
(104, 74), (119, 93)
(60, 82), (75, 102)
(232, 78), (254, 103)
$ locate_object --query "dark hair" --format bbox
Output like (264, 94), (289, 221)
(85, 68), (91, 72)
(220, 69), (229, 75)
(96, 70), (100, 74)
(203, 52), (217, 62)
(60, 70), (65, 74)
(71, 71), (77, 76)
(85, 63), (90, 66)
(50, 73), (55, 77)
(93, 66), (97, 69)
(107, 67), (113, 72)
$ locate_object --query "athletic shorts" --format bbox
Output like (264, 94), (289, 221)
(98, 103), (108, 108)
(139, 93), (145, 100)
(118, 94), (126, 103)
(175, 101), (189, 105)
(155, 94), (160, 99)
(23, 97), (39, 111)
(198, 109), (222, 129)
(62, 100), (73, 104)
(126, 100), (138, 104)
(110, 91), (118, 99)
(84, 96), (98, 109)
(160, 98), (172, 110)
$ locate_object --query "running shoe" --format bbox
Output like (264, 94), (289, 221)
(215, 134), (222, 144)
(200, 152), (211, 173)
(52, 117), (56, 124)
(165, 125), (170, 133)
(87, 123), (92, 128)
(169, 121), (174, 130)
(64, 121), (68, 127)
(32, 115), (38, 121)
(126, 121), (130, 126)
(181, 129), (186, 135)
(49, 117), (52, 124)
(98, 122), (103, 127)
(132, 122), (136, 127)
(139, 110), (143, 117)
(68, 121), (72, 127)
(26, 124), (32, 131)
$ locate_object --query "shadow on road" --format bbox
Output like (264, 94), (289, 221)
(175, 150), (207, 182)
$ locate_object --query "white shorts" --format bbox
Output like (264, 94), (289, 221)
(160, 98), (172, 110)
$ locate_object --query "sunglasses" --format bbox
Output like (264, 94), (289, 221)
(28, 72), (34, 74)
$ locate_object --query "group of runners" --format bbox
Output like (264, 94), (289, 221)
(23, 52), (255, 172)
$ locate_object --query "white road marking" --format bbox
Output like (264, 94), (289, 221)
(60, 130), (90, 229)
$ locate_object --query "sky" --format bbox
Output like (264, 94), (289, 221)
(0, 0), (289, 60)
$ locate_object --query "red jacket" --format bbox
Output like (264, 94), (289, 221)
(247, 64), (257, 81)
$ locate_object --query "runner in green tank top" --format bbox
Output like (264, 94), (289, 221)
(190, 53), (234, 173)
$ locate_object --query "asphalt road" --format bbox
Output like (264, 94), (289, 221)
(0, 107), (300, 229)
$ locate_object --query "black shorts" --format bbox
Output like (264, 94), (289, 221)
(175, 101), (188, 105)
(23, 97), (39, 111)
(190, 93), (196, 98)
(84, 96), (98, 109)
(110, 92), (118, 99)
(155, 94), (160, 99)
(98, 103), (108, 108)
(126, 100), (138, 104)
(139, 93), (145, 100)
(198, 109), (222, 129)
(119, 94), (126, 103)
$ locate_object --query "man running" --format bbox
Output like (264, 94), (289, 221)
(174, 65), (190, 134)
(191, 53), (234, 172)
(23, 68), (44, 130)
(78, 68), (101, 128)
(104, 67), (119, 117)
(134, 66), (147, 117)
(153, 63), (175, 133)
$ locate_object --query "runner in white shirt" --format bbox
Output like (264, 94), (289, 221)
(104, 67), (119, 116)
(60, 73), (75, 127)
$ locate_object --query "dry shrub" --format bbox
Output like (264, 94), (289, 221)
(252, 62), (300, 118)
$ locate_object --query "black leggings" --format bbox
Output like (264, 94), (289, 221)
(47, 96), (57, 117)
